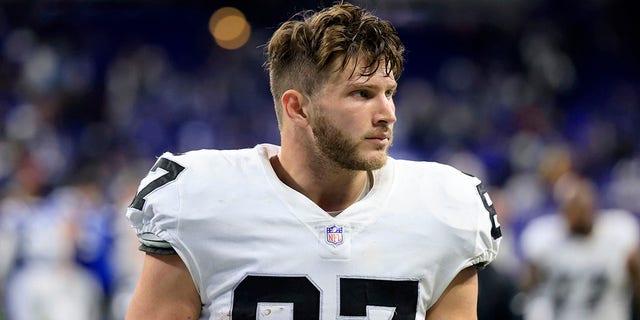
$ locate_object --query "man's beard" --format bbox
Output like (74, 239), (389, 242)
(310, 112), (390, 171)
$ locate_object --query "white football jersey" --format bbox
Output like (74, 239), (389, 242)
(521, 209), (640, 320)
(126, 144), (501, 319)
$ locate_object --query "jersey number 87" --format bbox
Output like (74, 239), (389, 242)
(233, 275), (419, 319)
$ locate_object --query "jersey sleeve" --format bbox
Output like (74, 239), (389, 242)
(126, 152), (186, 255)
(471, 178), (502, 268)
(462, 174), (502, 269)
(426, 164), (502, 270)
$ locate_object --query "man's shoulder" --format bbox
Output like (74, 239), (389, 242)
(389, 158), (501, 266)
(388, 158), (492, 222)
(596, 209), (640, 245)
(392, 158), (466, 175)
(522, 213), (564, 239)
(156, 144), (275, 173)
(126, 145), (276, 243)
(520, 213), (565, 261)
(391, 158), (482, 191)
(160, 146), (257, 164)
(130, 145), (270, 203)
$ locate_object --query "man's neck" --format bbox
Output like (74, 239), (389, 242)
(270, 153), (370, 214)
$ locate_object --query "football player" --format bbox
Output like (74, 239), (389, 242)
(125, 2), (501, 319)
(520, 174), (640, 320)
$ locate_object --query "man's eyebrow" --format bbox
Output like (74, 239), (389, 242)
(346, 82), (397, 91)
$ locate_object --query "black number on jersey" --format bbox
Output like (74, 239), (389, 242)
(232, 275), (419, 319)
(232, 276), (320, 318)
(129, 158), (185, 210)
(475, 183), (502, 240)
(586, 272), (608, 309)
(553, 271), (609, 313)
(340, 278), (419, 319)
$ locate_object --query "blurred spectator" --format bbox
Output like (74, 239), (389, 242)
(0, 149), (48, 292)
(106, 163), (149, 320)
(4, 208), (104, 320)
(520, 173), (640, 320)
(0, 153), (105, 319)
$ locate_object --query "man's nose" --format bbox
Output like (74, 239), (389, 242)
(373, 95), (396, 125)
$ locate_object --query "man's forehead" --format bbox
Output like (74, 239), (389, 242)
(330, 59), (396, 84)
(330, 56), (394, 76)
(351, 71), (396, 85)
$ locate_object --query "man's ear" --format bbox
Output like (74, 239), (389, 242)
(281, 89), (309, 126)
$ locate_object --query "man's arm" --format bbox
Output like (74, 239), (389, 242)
(426, 266), (479, 320)
(126, 253), (202, 320)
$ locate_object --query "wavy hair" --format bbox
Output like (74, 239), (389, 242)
(265, 2), (405, 128)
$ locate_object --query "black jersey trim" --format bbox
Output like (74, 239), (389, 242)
(138, 243), (177, 255)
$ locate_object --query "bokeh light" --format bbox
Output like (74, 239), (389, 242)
(209, 7), (251, 50)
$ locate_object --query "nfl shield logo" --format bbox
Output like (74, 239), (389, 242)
(326, 225), (344, 245)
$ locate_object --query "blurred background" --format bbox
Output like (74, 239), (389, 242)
(0, 0), (638, 319)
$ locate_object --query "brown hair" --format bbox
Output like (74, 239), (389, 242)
(265, 2), (405, 128)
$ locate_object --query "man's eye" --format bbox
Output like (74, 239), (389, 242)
(353, 90), (370, 98)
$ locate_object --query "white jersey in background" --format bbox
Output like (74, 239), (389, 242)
(126, 144), (501, 319)
(521, 209), (640, 320)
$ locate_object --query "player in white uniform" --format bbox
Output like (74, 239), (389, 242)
(125, 3), (501, 319)
(127, 145), (500, 319)
(520, 175), (640, 320)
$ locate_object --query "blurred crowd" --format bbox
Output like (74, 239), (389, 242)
(0, 0), (638, 319)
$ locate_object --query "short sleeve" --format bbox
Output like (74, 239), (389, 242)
(126, 152), (185, 253)
(438, 167), (502, 269)
(468, 177), (502, 268)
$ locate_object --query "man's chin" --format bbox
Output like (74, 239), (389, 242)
(359, 151), (389, 170)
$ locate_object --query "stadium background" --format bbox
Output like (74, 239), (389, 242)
(0, 0), (638, 318)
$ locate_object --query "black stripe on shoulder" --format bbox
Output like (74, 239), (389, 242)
(461, 171), (476, 178)
(138, 244), (178, 255)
